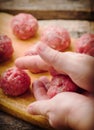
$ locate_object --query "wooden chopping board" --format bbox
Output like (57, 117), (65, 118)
(0, 13), (75, 130)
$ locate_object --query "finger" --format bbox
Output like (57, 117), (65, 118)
(32, 79), (49, 100)
(49, 92), (94, 130)
(37, 43), (64, 72)
(27, 100), (50, 116)
(39, 76), (50, 90)
(15, 55), (50, 73)
(27, 92), (93, 130)
(37, 43), (94, 92)
(37, 42), (76, 74)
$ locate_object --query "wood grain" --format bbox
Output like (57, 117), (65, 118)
(0, 12), (52, 130)
(0, 0), (93, 20)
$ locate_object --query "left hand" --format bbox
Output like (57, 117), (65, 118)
(27, 92), (94, 130)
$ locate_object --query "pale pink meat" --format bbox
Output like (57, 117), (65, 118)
(41, 25), (71, 51)
(11, 13), (38, 40)
(32, 74), (78, 100)
(0, 35), (14, 63)
(47, 75), (78, 98)
(0, 67), (31, 96)
(75, 33), (94, 56)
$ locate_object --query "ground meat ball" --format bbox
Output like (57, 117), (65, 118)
(0, 35), (14, 63)
(41, 25), (71, 51)
(0, 67), (31, 96)
(11, 13), (38, 40)
(75, 33), (94, 56)
(47, 75), (78, 98)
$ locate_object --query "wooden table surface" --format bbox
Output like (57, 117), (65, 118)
(0, 0), (94, 20)
(0, 110), (45, 130)
(0, 0), (94, 130)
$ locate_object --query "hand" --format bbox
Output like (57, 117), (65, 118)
(35, 43), (94, 93)
(15, 43), (94, 130)
(15, 42), (94, 92)
(27, 92), (93, 130)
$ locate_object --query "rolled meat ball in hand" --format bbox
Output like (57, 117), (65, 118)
(31, 74), (78, 100)
(11, 13), (38, 40)
(0, 35), (14, 63)
(40, 25), (71, 51)
(75, 33), (94, 56)
(47, 75), (78, 98)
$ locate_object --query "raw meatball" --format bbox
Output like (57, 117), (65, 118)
(0, 67), (31, 96)
(0, 35), (14, 63)
(11, 13), (38, 40)
(47, 75), (78, 98)
(75, 33), (94, 56)
(41, 25), (71, 51)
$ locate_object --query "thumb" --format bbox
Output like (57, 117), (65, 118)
(37, 42), (70, 74)
(27, 100), (50, 117)
(37, 43), (94, 92)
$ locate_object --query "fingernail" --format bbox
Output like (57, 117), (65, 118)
(37, 41), (47, 53)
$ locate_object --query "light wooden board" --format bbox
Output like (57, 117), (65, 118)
(0, 12), (53, 130)
(0, 13), (93, 130)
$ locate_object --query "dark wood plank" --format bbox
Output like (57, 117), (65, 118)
(0, 111), (45, 130)
(0, 0), (93, 20)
